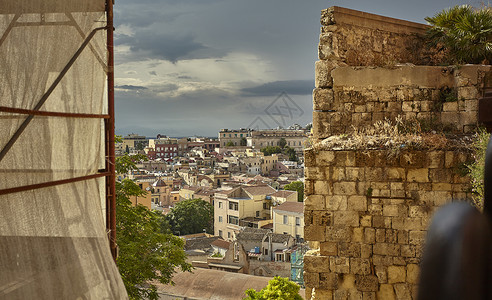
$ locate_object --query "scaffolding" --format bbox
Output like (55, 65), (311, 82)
(0, 0), (126, 298)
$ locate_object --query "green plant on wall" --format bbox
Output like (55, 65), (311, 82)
(425, 5), (492, 64)
(466, 128), (490, 210)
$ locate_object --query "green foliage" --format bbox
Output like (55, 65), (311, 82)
(284, 181), (304, 202)
(226, 141), (235, 147)
(466, 128), (490, 210)
(211, 252), (223, 257)
(278, 138), (287, 149)
(426, 5), (492, 64)
(243, 277), (303, 300)
(165, 198), (214, 235)
(260, 146), (282, 156)
(240, 137), (247, 146)
(115, 154), (191, 299)
(285, 147), (298, 162)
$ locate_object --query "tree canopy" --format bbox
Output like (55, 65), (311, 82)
(243, 276), (303, 300)
(165, 198), (214, 235)
(426, 5), (492, 64)
(115, 154), (191, 299)
(260, 145), (282, 156)
(284, 181), (304, 202)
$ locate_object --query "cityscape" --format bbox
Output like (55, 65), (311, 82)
(1, 1), (490, 300)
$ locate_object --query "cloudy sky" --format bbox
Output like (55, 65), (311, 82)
(113, 0), (482, 137)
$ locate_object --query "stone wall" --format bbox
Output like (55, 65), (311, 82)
(304, 6), (489, 300)
(303, 148), (471, 299)
(319, 6), (436, 67)
(314, 64), (491, 139)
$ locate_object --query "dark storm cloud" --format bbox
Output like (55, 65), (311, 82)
(115, 32), (212, 62)
(115, 85), (148, 90)
(241, 80), (314, 97)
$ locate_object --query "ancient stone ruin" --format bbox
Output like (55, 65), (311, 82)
(304, 7), (492, 299)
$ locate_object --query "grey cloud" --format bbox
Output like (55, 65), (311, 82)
(115, 85), (148, 90)
(115, 32), (211, 62)
(241, 80), (314, 97)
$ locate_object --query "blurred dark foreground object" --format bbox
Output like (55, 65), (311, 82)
(418, 202), (492, 300)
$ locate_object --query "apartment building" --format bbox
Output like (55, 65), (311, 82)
(214, 185), (276, 240)
(272, 202), (304, 241)
(218, 129), (252, 147)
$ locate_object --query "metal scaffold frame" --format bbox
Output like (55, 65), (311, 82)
(0, 0), (117, 261)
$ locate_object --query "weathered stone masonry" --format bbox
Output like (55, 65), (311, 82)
(304, 7), (491, 300)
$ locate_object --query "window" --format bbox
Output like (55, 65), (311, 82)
(264, 248), (268, 255)
(227, 215), (239, 225)
(276, 254), (283, 261)
(229, 202), (238, 211)
(256, 211), (260, 217)
(219, 216), (223, 223)
(296, 217), (301, 226)
(263, 203), (268, 209)
(218, 201), (223, 208)
(283, 215), (288, 225)
(219, 230), (223, 237)
(227, 232), (231, 239)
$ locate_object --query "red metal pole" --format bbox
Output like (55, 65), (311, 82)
(106, 0), (117, 262)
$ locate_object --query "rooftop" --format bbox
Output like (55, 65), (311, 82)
(273, 201), (304, 214)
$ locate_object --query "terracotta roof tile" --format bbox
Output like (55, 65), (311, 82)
(273, 201), (304, 214)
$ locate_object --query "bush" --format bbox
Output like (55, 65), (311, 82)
(425, 5), (492, 64)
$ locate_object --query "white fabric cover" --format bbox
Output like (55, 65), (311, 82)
(0, 1), (127, 298)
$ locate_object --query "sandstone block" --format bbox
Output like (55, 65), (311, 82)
(315, 60), (338, 88)
(364, 228), (376, 244)
(407, 264), (420, 284)
(305, 167), (325, 181)
(330, 256), (350, 273)
(409, 230), (426, 245)
(377, 284), (396, 300)
(333, 181), (357, 195)
(387, 265), (406, 283)
(442, 101), (458, 112)
(375, 266), (387, 283)
(427, 151), (444, 168)
(313, 88), (336, 111)
(304, 272), (320, 288)
(305, 180), (314, 196)
(316, 150), (336, 166)
(319, 272), (339, 290)
(348, 195), (367, 211)
(305, 225), (327, 242)
(353, 227), (364, 243)
(315, 180), (331, 195)
(334, 211), (360, 227)
(356, 275), (379, 292)
(397, 230), (409, 244)
(401, 245), (416, 258)
(327, 195), (348, 210)
(394, 284), (411, 299)
(326, 226), (353, 242)
(320, 241), (338, 256)
(351, 258), (371, 275)
(382, 204), (399, 217)
(304, 148), (316, 167)
(362, 292), (376, 300)
(373, 243), (400, 256)
(373, 255), (393, 266)
(340, 243), (361, 257)
(407, 168), (429, 182)
(361, 244), (372, 258)
(376, 229), (386, 243)
(305, 195), (326, 210)
(305, 255), (330, 273)
(360, 215), (372, 227)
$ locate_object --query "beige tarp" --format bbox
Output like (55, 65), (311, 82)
(0, 0), (127, 298)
